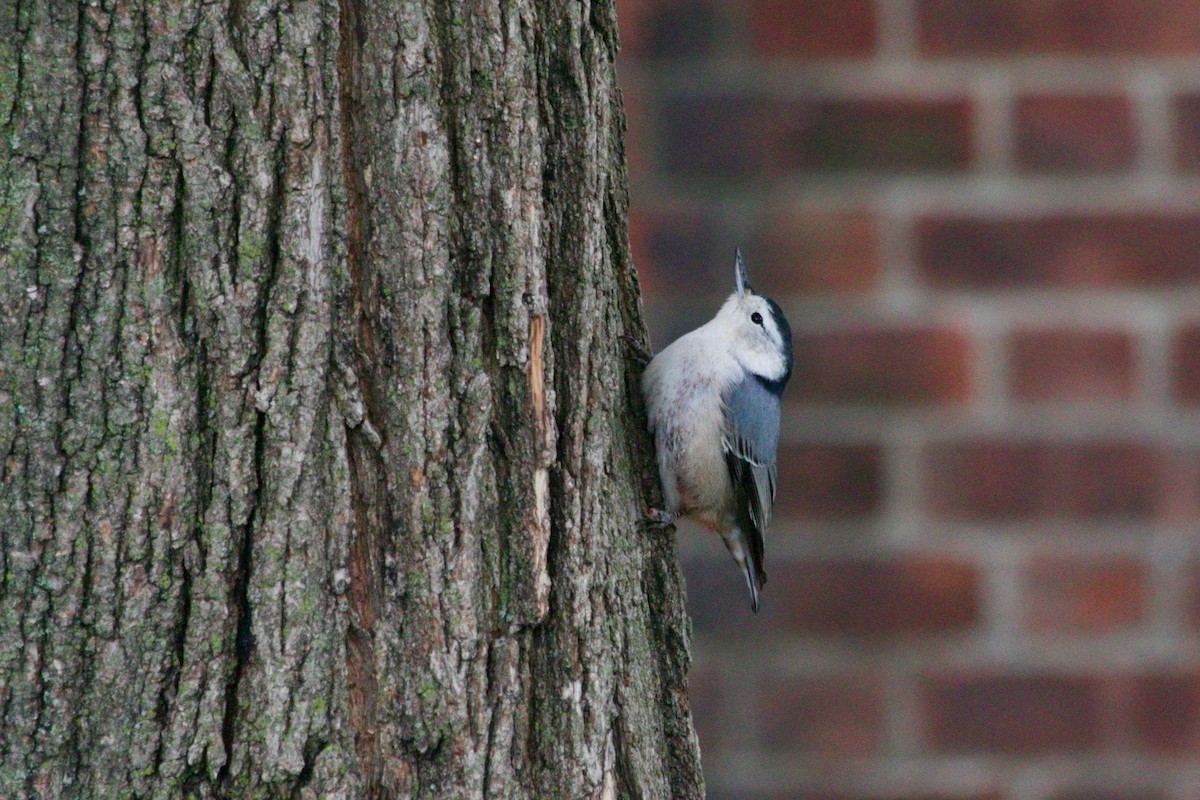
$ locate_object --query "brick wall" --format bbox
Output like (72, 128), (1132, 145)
(616, 1), (1200, 798)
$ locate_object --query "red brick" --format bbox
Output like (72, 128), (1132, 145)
(629, 207), (729, 298)
(918, 0), (1200, 56)
(708, 794), (1001, 800)
(1131, 674), (1200, 752)
(749, 0), (877, 58)
(1015, 95), (1136, 174)
(703, 792), (787, 800)
(925, 441), (1162, 520)
(775, 444), (883, 520)
(753, 211), (882, 295)
(682, 553), (758, 632)
(923, 673), (1102, 753)
(757, 675), (883, 756)
(1175, 94), (1200, 170)
(687, 663), (737, 760)
(659, 95), (759, 177)
(775, 98), (975, 175)
(791, 327), (973, 405)
(918, 214), (1200, 289)
(1049, 792), (1164, 800)
(1187, 562), (1200, 629)
(1170, 325), (1200, 405)
(772, 558), (981, 636)
(633, 207), (865, 302)
(621, 77), (654, 180)
(616, 0), (721, 58)
(662, 96), (974, 178)
(615, 0), (655, 57)
(1009, 329), (1136, 403)
(1023, 557), (1147, 632)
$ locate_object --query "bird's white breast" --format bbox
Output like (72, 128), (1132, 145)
(643, 325), (743, 529)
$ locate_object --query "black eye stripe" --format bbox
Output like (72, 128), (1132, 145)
(751, 312), (763, 325)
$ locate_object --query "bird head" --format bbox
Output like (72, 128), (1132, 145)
(714, 249), (794, 387)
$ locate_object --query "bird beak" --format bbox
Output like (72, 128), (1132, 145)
(735, 248), (750, 298)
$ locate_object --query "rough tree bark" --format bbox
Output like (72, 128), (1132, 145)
(0, 1), (703, 797)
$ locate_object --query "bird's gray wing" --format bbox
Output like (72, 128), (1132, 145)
(721, 375), (781, 587)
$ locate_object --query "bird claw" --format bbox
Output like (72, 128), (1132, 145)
(621, 335), (653, 367)
(639, 508), (676, 531)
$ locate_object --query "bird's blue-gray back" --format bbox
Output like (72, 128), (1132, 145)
(723, 374), (781, 468)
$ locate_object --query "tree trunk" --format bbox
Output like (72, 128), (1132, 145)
(0, 1), (703, 797)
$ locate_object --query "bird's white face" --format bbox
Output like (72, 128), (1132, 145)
(714, 292), (792, 383)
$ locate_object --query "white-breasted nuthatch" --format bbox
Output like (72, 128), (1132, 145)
(642, 250), (793, 612)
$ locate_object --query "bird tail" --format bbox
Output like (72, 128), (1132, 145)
(723, 527), (767, 613)
(743, 557), (762, 613)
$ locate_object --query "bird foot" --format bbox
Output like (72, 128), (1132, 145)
(621, 335), (654, 367)
(639, 508), (676, 531)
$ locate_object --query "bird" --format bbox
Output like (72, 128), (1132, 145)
(641, 249), (793, 612)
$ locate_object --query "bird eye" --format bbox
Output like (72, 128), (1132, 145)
(750, 312), (763, 326)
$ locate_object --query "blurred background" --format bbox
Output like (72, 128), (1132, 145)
(615, 1), (1200, 798)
